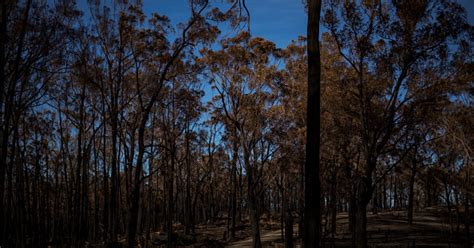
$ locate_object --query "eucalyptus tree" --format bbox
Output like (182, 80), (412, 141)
(322, 0), (470, 246)
(203, 32), (281, 248)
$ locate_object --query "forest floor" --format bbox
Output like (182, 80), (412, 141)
(144, 207), (472, 248)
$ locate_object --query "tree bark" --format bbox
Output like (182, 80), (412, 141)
(330, 171), (337, 236)
(230, 136), (238, 239)
(354, 177), (373, 248)
(166, 146), (176, 248)
(185, 121), (192, 235)
(243, 145), (261, 248)
(464, 156), (471, 248)
(298, 161), (304, 239)
(349, 184), (357, 247)
(0, 3), (7, 242)
(110, 94), (120, 245)
(127, 121), (146, 248)
(285, 209), (293, 248)
(304, 0), (322, 247)
(408, 150), (417, 225)
(355, 199), (368, 248)
(464, 195), (471, 248)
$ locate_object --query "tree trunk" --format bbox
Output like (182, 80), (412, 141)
(185, 123), (191, 235)
(127, 119), (147, 248)
(243, 146), (261, 248)
(110, 102), (120, 245)
(74, 82), (86, 245)
(355, 200), (368, 248)
(285, 209), (293, 248)
(464, 156), (471, 248)
(349, 183), (357, 247)
(330, 169), (337, 236)
(464, 195), (471, 248)
(166, 147), (175, 248)
(372, 184), (378, 214)
(393, 176), (398, 209)
(0, 3), (7, 243)
(14, 126), (26, 247)
(444, 177), (453, 233)
(304, 0), (322, 247)
(383, 176), (387, 209)
(298, 161), (304, 239)
(230, 137), (238, 239)
(354, 175), (374, 248)
(408, 153), (417, 225)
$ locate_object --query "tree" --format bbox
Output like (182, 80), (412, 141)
(204, 32), (280, 247)
(322, 0), (470, 246)
(304, 0), (322, 247)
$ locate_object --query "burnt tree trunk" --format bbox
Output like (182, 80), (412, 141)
(243, 145), (261, 248)
(285, 209), (294, 248)
(330, 171), (337, 236)
(354, 176), (373, 248)
(408, 149), (417, 225)
(230, 136), (238, 239)
(304, 0), (322, 247)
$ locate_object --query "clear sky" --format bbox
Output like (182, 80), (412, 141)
(144, 0), (474, 49)
(143, 0), (306, 48)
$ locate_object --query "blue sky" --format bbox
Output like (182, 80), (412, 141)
(144, 0), (474, 49)
(143, 0), (306, 48)
(77, 0), (474, 49)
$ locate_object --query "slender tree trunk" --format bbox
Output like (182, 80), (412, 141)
(185, 123), (192, 235)
(425, 175), (431, 207)
(127, 123), (147, 248)
(372, 184), (378, 214)
(14, 124), (26, 247)
(383, 176), (387, 209)
(0, 3), (7, 243)
(32, 142), (41, 246)
(304, 0), (322, 247)
(444, 176), (453, 233)
(230, 137), (238, 239)
(81, 149), (89, 242)
(393, 177), (398, 209)
(298, 161), (304, 239)
(166, 147), (175, 248)
(344, 164), (356, 245)
(93, 145), (100, 241)
(408, 151), (417, 225)
(74, 83), (85, 245)
(330, 171), (337, 236)
(110, 102), (119, 245)
(243, 146), (261, 248)
(285, 208), (294, 248)
(464, 195), (471, 248)
(464, 157), (471, 248)
(281, 180), (285, 242)
(455, 190), (461, 232)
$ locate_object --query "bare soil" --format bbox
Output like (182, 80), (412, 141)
(136, 207), (472, 247)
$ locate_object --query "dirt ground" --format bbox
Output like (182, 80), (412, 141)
(142, 207), (472, 248)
